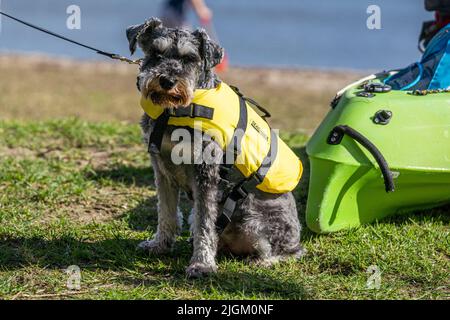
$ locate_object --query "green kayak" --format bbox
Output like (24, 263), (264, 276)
(306, 72), (450, 233)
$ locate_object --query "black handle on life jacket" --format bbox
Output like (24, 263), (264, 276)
(327, 125), (395, 193)
(229, 85), (271, 120)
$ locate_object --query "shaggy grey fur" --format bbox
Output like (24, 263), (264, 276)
(127, 18), (304, 278)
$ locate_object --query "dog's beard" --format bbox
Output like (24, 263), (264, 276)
(142, 77), (194, 108)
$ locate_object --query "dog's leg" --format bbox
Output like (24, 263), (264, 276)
(238, 192), (305, 266)
(186, 163), (220, 278)
(138, 157), (182, 254)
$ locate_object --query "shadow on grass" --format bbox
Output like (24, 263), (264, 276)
(123, 196), (158, 231)
(124, 192), (194, 232)
(86, 164), (155, 188)
(378, 204), (450, 226)
(0, 233), (197, 275)
(0, 235), (308, 299)
(0, 236), (145, 271)
(117, 269), (309, 299)
(83, 163), (160, 231)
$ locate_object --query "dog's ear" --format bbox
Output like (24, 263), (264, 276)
(126, 17), (162, 55)
(193, 28), (224, 69)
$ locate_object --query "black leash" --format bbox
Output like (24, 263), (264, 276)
(0, 11), (141, 65)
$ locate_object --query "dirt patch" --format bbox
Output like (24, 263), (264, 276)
(0, 144), (144, 167)
(0, 147), (36, 159)
(40, 186), (154, 225)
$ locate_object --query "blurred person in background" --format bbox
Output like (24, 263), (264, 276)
(419, 0), (450, 51)
(160, 0), (229, 72)
(161, 0), (213, 28)
(385, 0), (450, 90)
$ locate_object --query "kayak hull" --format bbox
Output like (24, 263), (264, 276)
(306, 158), (450, 233)
(306, 74), (450, 233)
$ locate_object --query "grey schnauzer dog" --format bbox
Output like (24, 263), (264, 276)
(127, 18), (304, 278)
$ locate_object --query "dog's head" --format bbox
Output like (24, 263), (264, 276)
(127, 17), (224, 108)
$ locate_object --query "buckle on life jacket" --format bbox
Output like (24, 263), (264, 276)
(216, 173), (264, 233)
(167, 104), (214, 119)
(148, 104), (214, 154)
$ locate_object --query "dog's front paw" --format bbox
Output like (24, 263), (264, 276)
(137, 239), (170, 254)
(185, 262), (217, 278)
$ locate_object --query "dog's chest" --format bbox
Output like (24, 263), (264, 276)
(150, 128), (194, 190)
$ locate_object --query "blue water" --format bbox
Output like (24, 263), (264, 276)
(0, 0), (432, 70)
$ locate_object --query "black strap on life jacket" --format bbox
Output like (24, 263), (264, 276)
(216, 86), (278, 232)
(148, 104), (214, 153)
(148, 110), (170, 153)
(219, 95), (248, 179)
(216, 129), (278, 233)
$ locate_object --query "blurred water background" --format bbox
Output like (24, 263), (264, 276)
(0, 0), (432, 70)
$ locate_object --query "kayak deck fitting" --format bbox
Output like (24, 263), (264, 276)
(306, 73), (450, 233)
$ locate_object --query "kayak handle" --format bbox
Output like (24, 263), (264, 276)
(327, 125), (395, 193)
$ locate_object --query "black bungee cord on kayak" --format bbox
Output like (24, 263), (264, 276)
(327, 125), (395, 193)
(0, 11), (142, 65)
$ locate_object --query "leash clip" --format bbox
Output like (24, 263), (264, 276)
(110, 54), (143, 65)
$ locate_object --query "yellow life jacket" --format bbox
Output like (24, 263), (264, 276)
(140, 82), (303, 194)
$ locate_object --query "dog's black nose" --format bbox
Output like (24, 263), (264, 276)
(159, 76), (176, 90)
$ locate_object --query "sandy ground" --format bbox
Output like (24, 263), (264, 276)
(0, 54), (365, 133)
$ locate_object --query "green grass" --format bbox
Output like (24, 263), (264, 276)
(0, 118), (448, 300)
